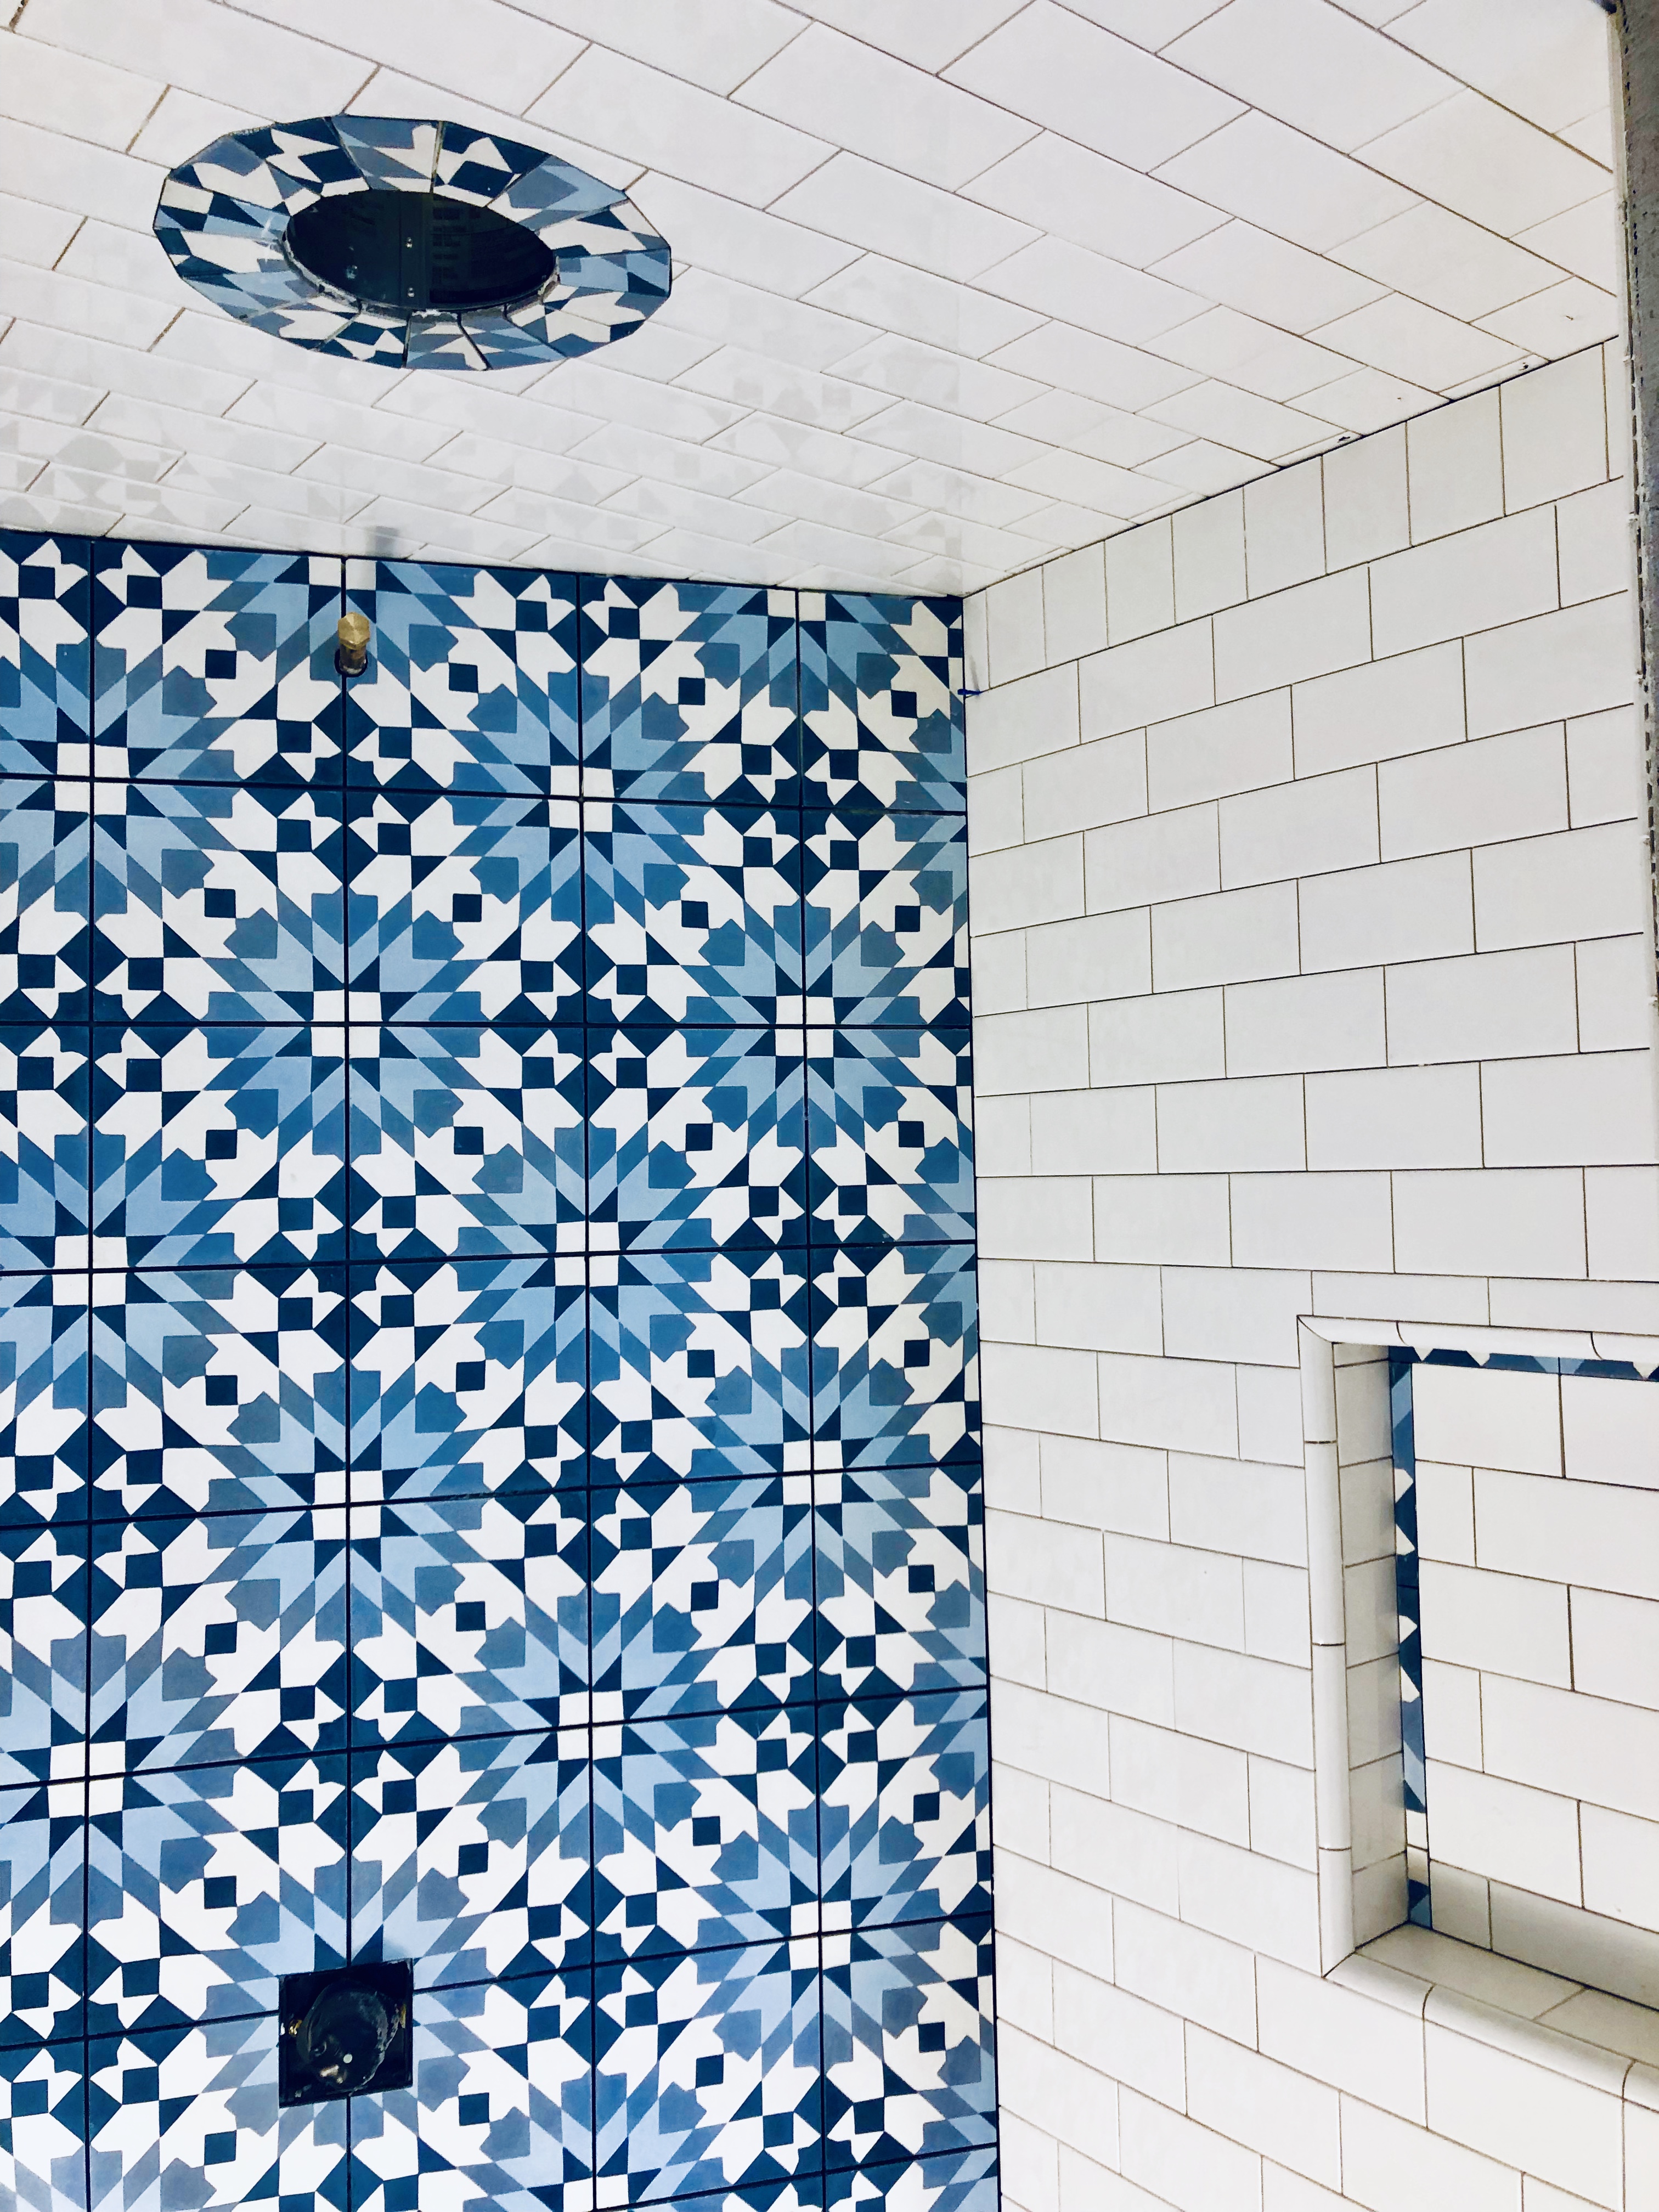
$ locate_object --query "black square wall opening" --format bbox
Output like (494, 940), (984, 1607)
(279, 1962), (415, 2106)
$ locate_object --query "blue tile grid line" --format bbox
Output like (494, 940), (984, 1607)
(0, 541), (994, 2212)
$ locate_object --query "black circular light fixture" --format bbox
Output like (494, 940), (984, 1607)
(154, 115), (671, 371)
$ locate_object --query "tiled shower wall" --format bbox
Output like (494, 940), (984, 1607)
(0, 541), (995, 2211)
(963, 344), (1659, 2209)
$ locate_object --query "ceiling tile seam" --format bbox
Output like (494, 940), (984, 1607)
(698, 7), (816, 107)
(718, 89), (1609, 331)
(1138, 21), (1610, 204)
(957, 331), (1618, 601)
(116, 67), (170, 159)
(1138, 235), (1606, 339)
(845, 217), (1594, 383)
(209, 0), (589, 120)
(1156, 3), (1465, 148)
(0, 358), (1274, 544)
(7, 19), (1590, 359)
(1352, 0), (1617, 162)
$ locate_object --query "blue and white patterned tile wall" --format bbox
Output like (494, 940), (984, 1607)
(0, 532), (995, 2212)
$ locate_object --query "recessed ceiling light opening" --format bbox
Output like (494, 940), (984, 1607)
(286, 191), (558, 313)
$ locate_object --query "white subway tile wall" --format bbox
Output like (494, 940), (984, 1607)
(967, 346), (1659, 2211)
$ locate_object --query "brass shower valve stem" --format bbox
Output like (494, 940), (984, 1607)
(336, 611), (371, 678)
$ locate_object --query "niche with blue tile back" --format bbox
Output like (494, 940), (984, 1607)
(0, 546), (995, 2211)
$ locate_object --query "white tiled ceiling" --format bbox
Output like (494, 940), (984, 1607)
(0, 0), (1621, 592)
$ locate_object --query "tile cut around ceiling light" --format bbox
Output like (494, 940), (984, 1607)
(152, 114), (672, 372)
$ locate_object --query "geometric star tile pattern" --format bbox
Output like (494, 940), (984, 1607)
(0, 536), (992, 2207)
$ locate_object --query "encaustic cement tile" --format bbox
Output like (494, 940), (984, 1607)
(0, 1514), (87, 1788)
(0, 779), (91, 1030)
(592, 1706), (816, 1961)
(583, 802), (804, 1027)
(589, 1476), (814, 1724)
(348, 1492), (586, 1746)
(89, 780), (345, 1025)
(349, 1729), (590, 1985)
(88, 1266), (347, 1519)
(809, 1246), (979, 1472)
(90, 1025), (347, 1270)
(594, 1938), (821, 2203)
(345, 788), (582, 1023)
(0, 1023), (91, 1271)
(84, 1753), (347, 2036)
(89, 541), (342, 787)
(347, 1254), (584, 1504)
(348, 1971), (594, 2212)
(800, 594), (964, 821)
(0, 1271), (87, 1530)
(343, 559), (579, 798)
(0, 2037), (87, 2212)
(821, 1917), (996, 2171)
(89, 1508), (348, 1770)
(804, 1029), (973, 1250)
(0, 531), (89, 780)
(803, 812), (968, 1032)
(580, 578), (799, 811)
(825, 2150), (997, 2210)
(345, 1025), (584, 1262)
(0, 1778), (84, 2050)
(588, 1250), (810, 1486)
(817, 1691), (991, 1931)
(587, 1026), (808, 1255)
(88, 2012), (348, 2212)
(814, 1464), (986, 1702)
